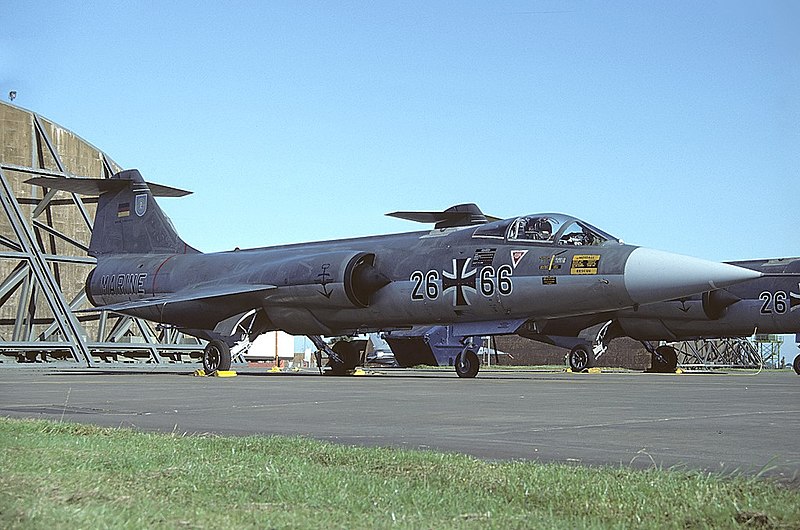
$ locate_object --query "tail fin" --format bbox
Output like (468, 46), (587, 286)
(27, 169), (200, 257)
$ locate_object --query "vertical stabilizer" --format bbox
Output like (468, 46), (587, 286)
(89, 169), (199, 256)
(26, 170), (199, 256)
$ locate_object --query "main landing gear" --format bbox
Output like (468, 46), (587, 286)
(328, 340), (367, 375)
(793, 354), (800, 376)
(651, 345), (679, 373)
(202, 340), (232, 373)
(568, 344), (592, 372)
(307, 335), (364, 376)
(565, 320), (618, 372)
(641, 342), (679, 373)
(311, 330), (484, 378)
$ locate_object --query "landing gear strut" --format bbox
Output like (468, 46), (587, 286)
(306, 335), (349, 375)
(545, 320), (617, 372)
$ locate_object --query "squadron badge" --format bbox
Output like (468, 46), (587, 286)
(134, 193), (148, 217)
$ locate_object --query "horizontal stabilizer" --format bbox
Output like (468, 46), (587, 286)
(387, 203), (500, 229)
(78, 284), (277, 313)
(26, 176), (192, 197)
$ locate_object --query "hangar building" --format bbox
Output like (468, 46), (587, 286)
(0, 101), (207, 364)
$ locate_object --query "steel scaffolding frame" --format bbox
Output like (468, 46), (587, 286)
(0, 108), (203, 366)
(754, 334), (785, 368)
(670, 337), (763, 369)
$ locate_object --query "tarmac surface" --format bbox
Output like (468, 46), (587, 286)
(1, 365), (798, 482)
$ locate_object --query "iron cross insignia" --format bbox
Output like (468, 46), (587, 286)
(442, 258), (477, 306)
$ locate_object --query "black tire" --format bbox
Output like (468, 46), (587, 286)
(652, 345), (678, 373)
(203, 340), (231, 373)
(324, 340), (365, 376)
(568, 345), (591, 372)
(455, 349), (480, 378)
(793, 355), (800, 376)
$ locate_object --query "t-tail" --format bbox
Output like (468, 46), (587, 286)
(26, 169), (200, 257)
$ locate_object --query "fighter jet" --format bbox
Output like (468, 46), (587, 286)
(512, 257), (800, 374)
(27, 170), (762, 377)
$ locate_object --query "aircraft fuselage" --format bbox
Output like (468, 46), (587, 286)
(87, 228), (640, 335)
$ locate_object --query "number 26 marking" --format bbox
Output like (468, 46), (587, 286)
(759, 291), (787, 314)
(411, 270), (439, 300)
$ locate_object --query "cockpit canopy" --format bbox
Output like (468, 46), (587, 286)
(473, 214), (619, 246)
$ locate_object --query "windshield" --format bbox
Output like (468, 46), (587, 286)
(508, 215), (561, 242)
(472, 213), (620, 245)
(556, 220), (608, 246)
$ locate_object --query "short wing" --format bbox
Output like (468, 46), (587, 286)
(25, 176), (191, 197)
(387, 203), (500, 229)
(78, 284), (276, 313)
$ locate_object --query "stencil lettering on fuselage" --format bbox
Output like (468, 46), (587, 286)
(99, 273), (147, 296)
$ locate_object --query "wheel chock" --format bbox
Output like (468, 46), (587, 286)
(269, 365), (282, 373)
(194, 369), (237, 377)
(675, 368), (684, 375)
(565, 368), (573, 373)
(352, 367), (367, 376)
(588, 367), (602, 374)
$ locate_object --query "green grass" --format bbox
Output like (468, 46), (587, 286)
(1, 417), (798, 529)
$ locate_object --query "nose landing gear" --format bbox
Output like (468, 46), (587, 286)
(455, 347), (480, 378)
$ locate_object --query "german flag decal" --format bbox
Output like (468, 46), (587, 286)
(117, 202), (130, 217)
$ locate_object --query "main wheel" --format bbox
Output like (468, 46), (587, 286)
(568, 345), (591, 372)
(203, 340), (231, 373)
(324, 340), (366, 376)
(793, 354), (800, 376)
(455, 349), (480, 378)
(651, 345), (678, 373)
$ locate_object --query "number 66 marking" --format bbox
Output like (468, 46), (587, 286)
(479, 265), (513, 296)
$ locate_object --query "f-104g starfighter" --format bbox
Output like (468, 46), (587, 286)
(28, 170), (761, 377)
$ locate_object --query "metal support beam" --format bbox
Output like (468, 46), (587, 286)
(671, 337), (762, 369)
(0, 103), (205, 365)
(32, 114), (93, 229)
(0, 168), (93, 365)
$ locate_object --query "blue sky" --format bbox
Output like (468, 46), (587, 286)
(3, 1), (797, 259)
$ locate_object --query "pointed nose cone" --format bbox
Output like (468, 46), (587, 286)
(624, 248), (762, 305)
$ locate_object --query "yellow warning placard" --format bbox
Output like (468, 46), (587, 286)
(571, 254), (600, 275)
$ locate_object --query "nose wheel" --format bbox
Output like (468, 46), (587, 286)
(455, 348), (480, 378)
